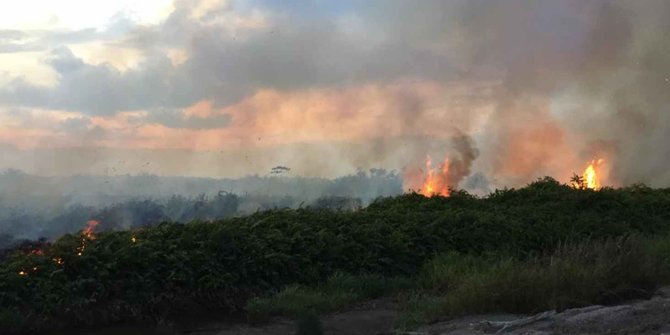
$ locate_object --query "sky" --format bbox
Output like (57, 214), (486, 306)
(0, 0), (669, 190)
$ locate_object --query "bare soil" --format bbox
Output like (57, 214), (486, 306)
(64, 288), (670, 335)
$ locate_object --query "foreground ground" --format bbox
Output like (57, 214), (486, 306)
(194, 289), (670, 335)
(61, 287), (670, 335)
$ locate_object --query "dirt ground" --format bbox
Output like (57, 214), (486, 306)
(204, 288), (670, 335)
(415, 293), (670, 334)
(67, 288), (670, 335)
(184, 299), (398, 335)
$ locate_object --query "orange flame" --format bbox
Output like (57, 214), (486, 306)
(580, 158), (605, 190)
(83, 220), (99, 240)
(77, 220), (100, 256)
(420, 155), (450, 197)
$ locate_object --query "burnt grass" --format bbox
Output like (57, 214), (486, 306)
(2, 177), (670, 333)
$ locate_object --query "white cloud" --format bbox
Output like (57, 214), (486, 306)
(0, 52), (58, 87)
(69, 42), (144, 71)
(0, 0), (174, 30)
(188, 0), (229, 20)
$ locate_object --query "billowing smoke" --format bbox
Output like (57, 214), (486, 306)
(448, 135), (479, 189)
(402, 134), (479, 194)
(391, 0), (670, 190)
(1, 0), (669, 194)
(449, 0), (670, 188)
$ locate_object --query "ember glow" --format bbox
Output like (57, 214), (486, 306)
(83, 220), (99, 240)
(77, 220), (100, 256)
(420, 155), (451, 197)
(28, 249), (44, 256)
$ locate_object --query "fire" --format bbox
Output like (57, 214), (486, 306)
(584, 163), (598, 189)
(28, 249), (44, 256)
(420, 155), (451, 197)
(574, 158), (605, 190)
(83, 220), (99, 240)
(77, 220), (100, 256)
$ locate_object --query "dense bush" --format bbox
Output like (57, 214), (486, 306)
(2, 178), (670, 332)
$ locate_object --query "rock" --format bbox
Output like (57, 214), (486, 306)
(414, 287), (670, 335)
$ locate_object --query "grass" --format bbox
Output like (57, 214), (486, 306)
(247, 235), (670, 330)
(399, 235), (670, 328)
(246, 272), (412, 323)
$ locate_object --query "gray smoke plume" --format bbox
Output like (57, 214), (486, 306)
(446, 0), (670, 187)
(448, 135), (480, 189)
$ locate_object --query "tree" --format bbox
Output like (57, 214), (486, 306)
(571, 173), (586, 190)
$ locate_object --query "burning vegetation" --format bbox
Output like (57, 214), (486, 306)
(13, 220), (103, 277)
(412, 148), (608, 197)
(76, 220), (99, 256)
(420, 155), (451, 197)
(406, 135), (479, 197)
(583, 159), (605, 190)
(572, 159), (606, 190)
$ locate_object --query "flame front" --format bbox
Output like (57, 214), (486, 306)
(584, 164), (598, 189)
(580, 158), (604, 190)
(420, 155), (450, 197)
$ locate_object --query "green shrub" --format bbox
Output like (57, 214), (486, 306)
(246, 272), (411, 323)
